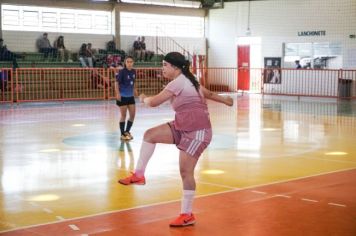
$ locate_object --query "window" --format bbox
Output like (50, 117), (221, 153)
(121, 0), (200, 8)
(284, 42), (342, 69)
(42, 12), (57, 28)
(2, 9), (20, 26)
(120, 12), (204, 38)
(1, 4), (112, 35)
(23, 11), (39, 26)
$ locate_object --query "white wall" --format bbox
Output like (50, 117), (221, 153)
(0, 0), (206, 55)
(207, 0), (356, 69)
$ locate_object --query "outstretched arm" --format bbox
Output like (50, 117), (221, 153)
(139, 89), (174, 107)
(201, 86), (233, 106)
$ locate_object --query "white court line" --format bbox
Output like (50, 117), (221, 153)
(194, 180), (238, 190)
(328, 203), (346, 207)
(68, 224), (80, 231)
(56, 216), (65, 221)
(301, 198), (318, 203)
(251, 190), (267, 195)
(29, 202), (39, 207)
(302, 157), (356, 164)
(1, 167), (355, 234)
(42, 208), (53, 214)
(274, 194), (291, 198)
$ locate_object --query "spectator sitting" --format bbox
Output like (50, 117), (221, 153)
(54, 36), (70, 62)
(140, 36), (154, 61)
(0, 38), (20, 70)
(133, 36), (144, 61)
(78, 43), (93, 68)
(295, 60), (302, 69)
(0, 69), (9, 92)
(36, 33), (57, 60)
(107, 40), (116, 52)
(87, 43), (97, 66)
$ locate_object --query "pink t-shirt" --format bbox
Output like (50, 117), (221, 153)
(164, 74), (211, 131)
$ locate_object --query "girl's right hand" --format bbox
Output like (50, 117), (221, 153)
(225, 96), (233, 106)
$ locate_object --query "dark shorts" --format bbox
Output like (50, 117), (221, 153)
(116, 96), (135, 106)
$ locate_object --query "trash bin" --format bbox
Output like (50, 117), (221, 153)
(338, 79), (352, 98)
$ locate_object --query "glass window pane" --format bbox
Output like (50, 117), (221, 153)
(60, 13), (75, 28)
(42, 12), (57, 28)
(23, 11), (39, 26)
(94, 15), (109, 30)
(2, 9), (20, 26)
(1, 4), (111, 34)
(120, 12), (204, 37)
(77, 14), (92, 29)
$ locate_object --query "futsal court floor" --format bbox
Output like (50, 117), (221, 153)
(0, 94), (355, 236)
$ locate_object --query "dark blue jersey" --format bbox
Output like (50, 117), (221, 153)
(116, 68), (136, 97)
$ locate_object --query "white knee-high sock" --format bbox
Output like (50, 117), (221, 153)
(135, 141), (155, 177)
(181, 190), (195, 214)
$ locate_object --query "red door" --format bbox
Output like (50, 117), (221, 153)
(237, 46), (250, 91)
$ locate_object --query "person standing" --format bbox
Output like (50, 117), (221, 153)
(115, 56), (137, 141)
(118, 52), (233, 227)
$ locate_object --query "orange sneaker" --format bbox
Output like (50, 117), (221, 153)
(169, 213), (196, 227)
(118, 172), (145, 185)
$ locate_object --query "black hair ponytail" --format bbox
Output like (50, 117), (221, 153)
(181, 60), (200, 92)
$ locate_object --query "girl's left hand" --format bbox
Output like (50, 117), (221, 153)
(139, 93), (146, 103)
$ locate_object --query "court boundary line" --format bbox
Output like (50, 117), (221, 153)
(1, 166), (356, 234)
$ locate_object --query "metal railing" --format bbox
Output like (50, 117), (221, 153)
(155, 27), (193, 61)
(1, 67), (355, 104)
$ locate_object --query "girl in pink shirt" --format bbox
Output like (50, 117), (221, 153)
(119, 52), (233, 227)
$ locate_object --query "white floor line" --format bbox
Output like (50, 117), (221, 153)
(251, 190), (267, 195)
(56, 216), (65, 221)
(195, 180), (238, 190)
(328, 202), (346, 207)
(302, 157), (356, 164)
(301, 198), (318, 203)
(42, 208), (53, 214)
(29, 202), (39, 207)
(149, 174), (238, 190)
(273, 194), (291, 198)
(1, 167), (355, 234)
(68, 224), (80, 231)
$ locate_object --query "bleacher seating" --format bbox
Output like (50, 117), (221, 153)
(0, 51), (164, 69)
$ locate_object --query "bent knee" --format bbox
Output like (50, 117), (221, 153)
(143, 128), (156, 142)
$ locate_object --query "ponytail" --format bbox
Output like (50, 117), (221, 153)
(181, 61), (200, 92)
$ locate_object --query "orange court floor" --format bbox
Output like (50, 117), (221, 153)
(0, 94), (355, 236)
